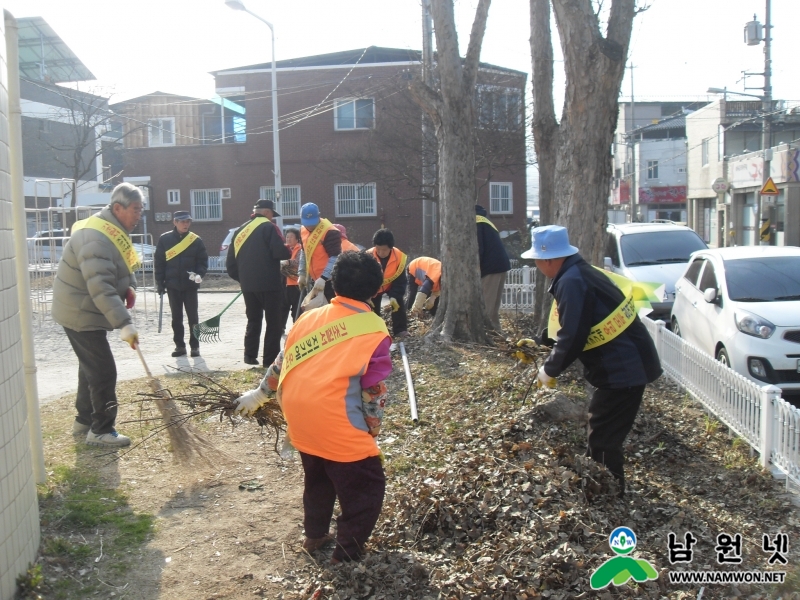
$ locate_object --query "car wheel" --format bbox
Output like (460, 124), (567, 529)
(716, 347), (731, 368)
(671, 317), (681, 337)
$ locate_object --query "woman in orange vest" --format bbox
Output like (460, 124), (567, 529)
(407, 256), (442, 316)
(280, 227), (302, 325)
(234, 251), (392, 564)
(366, 228), (409, 338)
(334, 223), (361, 252)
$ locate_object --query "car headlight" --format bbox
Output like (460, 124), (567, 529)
(734, 309), (775, 339)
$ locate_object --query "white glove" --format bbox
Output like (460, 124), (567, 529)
(234, 387), (270, 417)
(423, 291), (439, 310)
(119, 324), (138, 349)
(311, 277), (327, 295)
(188, 272), (202, 284)
(411, 291), (427, 314)
(536, 365), (557, 389)
(301, 292), (327, 311)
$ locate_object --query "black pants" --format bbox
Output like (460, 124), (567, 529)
(371, 292), (408, 335)
(300, 452), (385, 562)
(586, 385), (645, 495)
(406, 279), (438, 316)
(243, 290), (284, 366)
(281, 284), (301, 326)
(166, 287), (199, 349)
(63, 327), (118, 434)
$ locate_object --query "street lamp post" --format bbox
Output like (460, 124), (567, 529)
(225, 0), (282, 203)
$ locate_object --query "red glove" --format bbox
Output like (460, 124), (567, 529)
(125, 287), (136, 309)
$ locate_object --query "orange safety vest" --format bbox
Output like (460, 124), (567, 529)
(301, 221), (337, 280)
(408, 256), (442, 292)
(286, 244), (301, 287)
(280, 297), (390, 462)
(341, 238), (360, 253)
(367, 247), (408, 295)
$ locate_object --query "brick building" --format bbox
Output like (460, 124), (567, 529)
(112, 47), (527, 256)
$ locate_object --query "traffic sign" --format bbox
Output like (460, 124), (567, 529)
(760, 177), (779, 196)
(711, 178), (729, 193)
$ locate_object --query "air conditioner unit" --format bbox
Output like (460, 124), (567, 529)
(221, 188), (232, 199)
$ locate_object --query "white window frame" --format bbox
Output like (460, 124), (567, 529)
(167, 189), (181, 205)
(335, 183), (377, 217)
(701, 138), (710, 166)
(646, 160), (659, 180)
(260, 185), (302, 219)
(189, 189), (223, 222)
(148, 117), (175, 147)
(333, 98), (375, 131)
(489, 182), (513, 215)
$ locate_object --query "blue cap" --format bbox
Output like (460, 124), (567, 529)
(300, 203), (320, 227)
(521, 225), (579, 260)
(173, 210), (192, 221)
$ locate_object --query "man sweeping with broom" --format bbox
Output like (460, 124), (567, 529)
(52, 182), (143, 447)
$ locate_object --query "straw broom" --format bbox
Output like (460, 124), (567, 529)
(134, 344), (219, 463)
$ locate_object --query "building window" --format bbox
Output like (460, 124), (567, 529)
(148, 118), (175, 147)
(335, 183), (376, 217)
(167, 189), (181, 205)
(677, 167), (686, 174)
(190, 189), (222, 221)
(476, 85), (522, 131)
(38, 119), (51, 133)
(701, 138), (709, 166)
(647, 160), (659, 179)
(202, 95), (246, 144)
(490, 182), (513, 214)
(334, 99), (375, 130)
(260, 186), (301, 218)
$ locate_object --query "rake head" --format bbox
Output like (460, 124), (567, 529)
(193, 317), (222, 343)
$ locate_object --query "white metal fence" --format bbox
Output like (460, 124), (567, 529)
(208, 256), (226, 272)
(642, 317), (800, 488)
(500, 266), (535, 312)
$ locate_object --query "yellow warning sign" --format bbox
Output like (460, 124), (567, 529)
(760, 177), (779, 196)
(760, 220), (771, 242)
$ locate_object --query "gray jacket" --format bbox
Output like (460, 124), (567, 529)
(51, 206), (136, 332)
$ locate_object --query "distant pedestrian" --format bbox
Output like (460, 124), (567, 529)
(475, 204), (511, 332)
(226, 199), (291, 366)
(154, 211), (208, 357)
(280, 227), (302, 326)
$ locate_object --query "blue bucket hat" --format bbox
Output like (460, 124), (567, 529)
(300, 202), (320, 227)
(521, 225), (579, 260)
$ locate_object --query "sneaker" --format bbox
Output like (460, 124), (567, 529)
(243, 355), (259, 365)
(172, 347), (187, 357)
(302, 534), (333, 552)
(190, 348), (200, 358)
(72, 420), (90, 435)
(86, 430), (131, 447)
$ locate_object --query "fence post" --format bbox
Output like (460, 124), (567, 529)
(759, 385), (781, 469)
(654, 319), (666, 357)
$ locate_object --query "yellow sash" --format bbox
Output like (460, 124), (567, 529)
(72, 216), (140, 273)
(165, 232), (199, 261)
(233, 217), (268, 257)
(476, 215), (498, 231)
(547, 267), (637, 351)
(304, 218), (334, 275)
(279, 311), (389, 386)
(382, 250), (408, 288)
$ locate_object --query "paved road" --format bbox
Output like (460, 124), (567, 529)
(33, 290), (290, 403)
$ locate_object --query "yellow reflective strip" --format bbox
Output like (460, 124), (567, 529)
(382, 250), (407, 288)
(165, 232), (198, 261)
(233, 217), (268, 257)
(303, 218), (333, 276)
(72, 216), (140, 273)
(476, 215), (498, 231)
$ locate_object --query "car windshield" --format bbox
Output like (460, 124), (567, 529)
(725, 256), (800, 302)
(620, 230), (707, 266)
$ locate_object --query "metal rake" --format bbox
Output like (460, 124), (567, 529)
(192, 291), (242, 343)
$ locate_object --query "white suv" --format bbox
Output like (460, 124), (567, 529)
(604, 222), (708, 322)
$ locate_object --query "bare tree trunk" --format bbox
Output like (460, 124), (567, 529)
(410, 0), (492, 343)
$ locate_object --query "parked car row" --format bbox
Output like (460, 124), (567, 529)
(27, 229), (156, 271)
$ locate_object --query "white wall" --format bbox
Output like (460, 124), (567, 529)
(686, 100), (725, 199)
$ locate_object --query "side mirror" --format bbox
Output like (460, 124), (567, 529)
(603, 257), (612, 270)
(703, 288), (718, 304)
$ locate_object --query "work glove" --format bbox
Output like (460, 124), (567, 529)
(125, 287), (136, 309)
(423, 291), (439, 311)
(410, 291), (427, 315)
(188, 271), (202, 284)
(301, 291), (327, 312)
(389, 297), (400, 313)
(513, 338), (537, 364)
(157, 283), (166, 296)
(234, 386), (270, 417)
(361, 381), (388, 437)
(307, 277), (326, 299)
(119, 324), (138, 349)
(536, 365), (557, 389)
(298, 274), (307, 289)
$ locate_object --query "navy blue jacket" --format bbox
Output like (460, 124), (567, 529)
(543, 254), (662, 389)
(155, 228), (208, 292)
(476, 205), (511, 276)
(226, 217), (291, 292)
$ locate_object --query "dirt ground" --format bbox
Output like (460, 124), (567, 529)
(25, 287), (800, 599)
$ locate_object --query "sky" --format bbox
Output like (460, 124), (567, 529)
(9, 0), (800, 205)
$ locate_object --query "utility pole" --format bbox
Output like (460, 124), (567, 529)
(628, 63), (638, 222)
(759, 0), (772, 245)
(421, 0), (437, 253)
